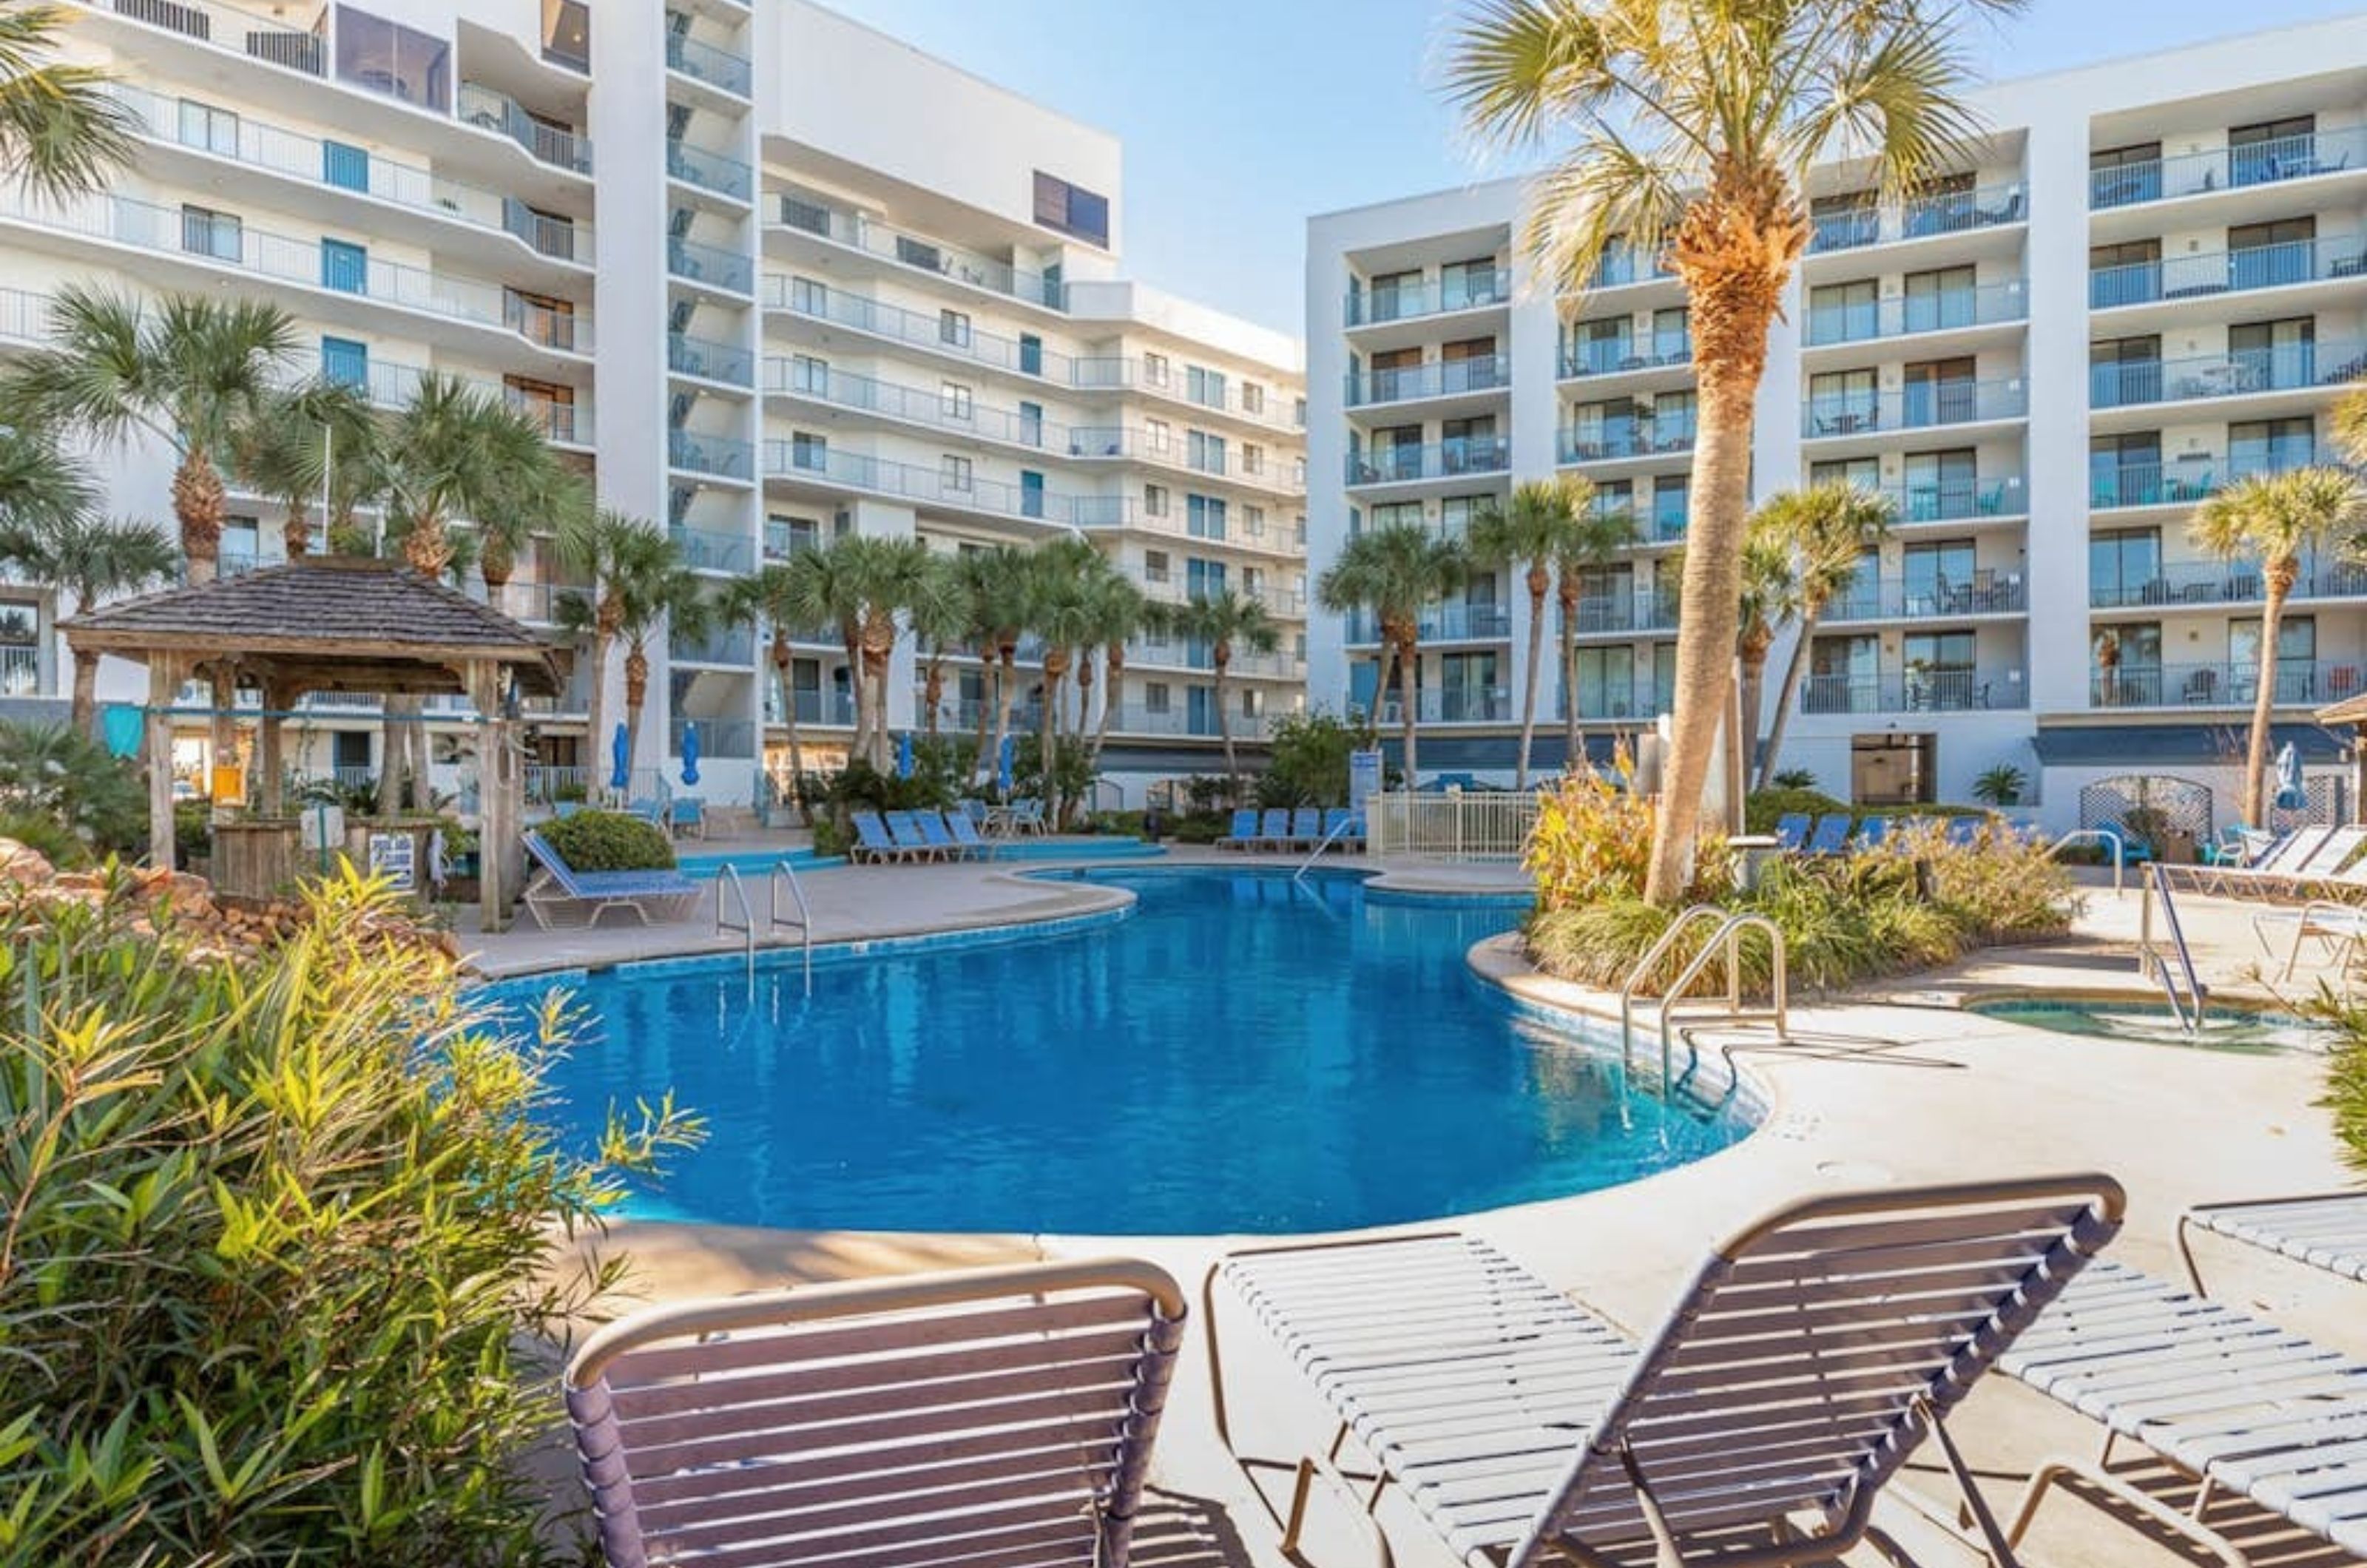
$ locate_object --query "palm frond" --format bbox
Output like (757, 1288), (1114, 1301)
(0, 4), (135, 201)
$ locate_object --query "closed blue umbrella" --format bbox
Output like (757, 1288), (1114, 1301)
(610, 722), (629, 792)
(681, 721), (701, 787)
(2274, 741), (2306, 812)
(896, 731), (914, 780)
(996, 732), (1016, 797)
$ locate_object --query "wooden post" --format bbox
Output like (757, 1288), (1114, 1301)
(257, 677), (290, 817)
(465, 662), (519, 933)
(145, 654), (186, 869)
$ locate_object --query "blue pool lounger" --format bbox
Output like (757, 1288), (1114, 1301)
(1218, 808), (1260, 850)
(521, 831), (700, 929)
(883, 809), (945, 861)
(1851, 814), (1891, 851)
(911, 809), (965, 860)
(943, 808), (994, 860)
(1803, 813), (1854, 855)
(847, 810), (906, 864)
(1255, 808), (1291, 851)
(1288, 806), (1322, 849)
(1773, 812), (1812, 851)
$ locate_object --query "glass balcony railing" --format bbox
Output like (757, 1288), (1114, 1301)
(766, 274), (1073, 379)
(668, 234), (753, 294)
(99, 0), (326, 73)
(2090, 236), (2367, 310)
(1587, 246), (1675, 289)
(764, 440), (1087, 526)
(666, 137), (753, 202)
(1802, 377), (2026, 437)
(1345, 270), (1511, 325)
(1561, 681), (1675, 722)
(1800, 667), (2027, 713)
(670, 629), (754, 666)
(669, 716), (755, 758)
(1373, 687), (1516, 724)
(1567, 592), (1680, 635)
(772, 188), (1067, 311)
(669, 524), (753, 573)
(1345, 438), (1511, 485)
(456, 82), (591, 175)
(2090, 445), (2327, 509)
(668, 428), (753, 480)
(2090, 557), (2367, 609)
(1346, 354), (1511, 405)
(2090, 126), (2367, 210)
(1823, 572), (2028, 622)
(311, 348), (590, 445)
(1559, 420), (1695, 462)
(0, 186), (592, 351)
(767, 688), (858, 728)
(1808, 183), (2026, 252)
(2090, 342), (2367, 408)
(1865, 474), (2026, 523)
(668, 331), (752, 386)
(664, 27), (752, 97)
(1097, 704), (1279, 740)
(1346, 601), (1513, 643)
(1561, 338), (1692, 378)
(2091, 659), (2361, 710)
(1804, 280), (2026, 346)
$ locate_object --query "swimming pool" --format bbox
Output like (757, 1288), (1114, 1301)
(508, 868), (1757, 1234)
(1970, 996), (2329, 1053)
(672, 838), (1167, 879)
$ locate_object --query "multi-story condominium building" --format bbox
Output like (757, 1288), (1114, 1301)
(1306, 18), (2367, 831)
(7, 0), (1303, 808)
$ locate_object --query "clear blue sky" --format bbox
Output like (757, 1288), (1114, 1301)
(819, 0), (2366, 339)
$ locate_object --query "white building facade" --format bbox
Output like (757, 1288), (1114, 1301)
(7, 0), (1304, 808)
(1306, 19), (2367, 833)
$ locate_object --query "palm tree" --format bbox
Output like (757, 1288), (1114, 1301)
(4, 287), (295, 583)
(2334, 384), (2367, 468)
(0, 423), (90, 533)
(558, 522), (705, 783)
(1447, 0), (2012, 904)
(0, 4), (135, 200)
(839, 535), (931, 770)
(1082, 572), (1154, 768)
(1317, 523), (1468, 785)
(372, 373), (561, 584)
(1553, 499), (1638, 766)
(555, 510), (667, 792)
(2190, 467), (2367, 825)
(1027, 541), (1108, 823)
(0, 509), (174, 731)
(905, 552), (973, 739)
(1178, 589), (1280, 794)
(1732, 519), (1800, 788)
(1470, 477), (1592, 786)
(1754, 483), (1897, 787)
(961, 544), (1038, 781)
(229, 379), (377, 558)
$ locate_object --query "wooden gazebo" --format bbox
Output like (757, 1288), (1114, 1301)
(2316, 691), (2367, 822)
(61, 557), (567, 930)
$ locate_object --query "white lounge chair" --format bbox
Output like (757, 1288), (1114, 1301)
(1206, 1175), (2123, 1568)
(2177, 1189), (2367, 1293)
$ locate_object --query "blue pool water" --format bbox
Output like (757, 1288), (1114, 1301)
(513, 869), (1756, 1234)
(673, 839), (1166, 879)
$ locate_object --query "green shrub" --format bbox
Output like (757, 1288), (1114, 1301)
(810, 816), (852, 859)
(1257, 709), (1375, 808)
(825, 757), (956, 815)
(1971, 763), (2028, 806)
(1769, 768), (1819, 790)
(173, 798), (213, 868)
(1526, 768), (1675, 912)
(0, 810), (87, 868)
(0, 720), (146, 858)
(1166, 809), (1232, 845)
(541, 808), (676, 871)
(0, 871), (700, 1566)
(1743, 787), (1848, 834)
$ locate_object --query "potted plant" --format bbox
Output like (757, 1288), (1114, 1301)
(1971, 763), (2026, 808)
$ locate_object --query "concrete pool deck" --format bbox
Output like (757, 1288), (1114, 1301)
(504, 860), (2366, 1567)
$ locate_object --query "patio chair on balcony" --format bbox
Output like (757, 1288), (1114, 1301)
(2182, 667), (2219, 705)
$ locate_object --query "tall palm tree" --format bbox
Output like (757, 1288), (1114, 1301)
(0, 509), (174, 731)
(1733, 518), (1800, 787)
(0, 4), (135, 200)
(4, 287), (294, 583)
(2334, 384), (2367, 468)
(1178, 589), (1280, 794)
(372, 373), (561, 584)
(0, 422), (89, 533)
(556, 510), (667, 793)
(1317, 522), (1468, 784)
(1553, 499), (1638, 766)
(558, 523), (706, 783)
(1082, 572), (1154, 768)
(1027, 541), (1108, 823)
(229, 379), (377, 559)
(1470, 477), (1591, 786)
(961, 545), (1038, 782)
(1754, 482), (1897, 787)
(838, 535), (931, 770)
(2190, 467), (2367, 825)
(1447, 0), (2013, 904)
(718, 548), (849, 815)
(905, 552), (973, 739)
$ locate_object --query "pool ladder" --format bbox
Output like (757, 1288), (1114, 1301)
(715, 859), (815, 998)
(1618, 905), (1789, 1096)
(2138, 862), (2206, 1035)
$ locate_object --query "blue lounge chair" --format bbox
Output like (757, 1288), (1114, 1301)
(1218, 808), (1260, 850)
(1851, 815), (1891, 851)
(1288, 807), (1322, 849)
(1009, 798), (1048, 835)
(521, 831), (699, 929)
(1772, 812), (1811, 851)
(848, 810), (905, 864)
(1945, 816), (1984, 847)
(884, 809), (943, 861)
(913, 809), (966, 860)
(1255, 808), (1291, 851)
(1803, 814), (1853, 854)
(669, 797), (705, 839)
(625, 796), (665, 825)
(1320, 806), (1363, 852)
(945, 809), (994, 860)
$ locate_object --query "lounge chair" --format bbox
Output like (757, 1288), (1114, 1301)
(564, 1258), (1187, 1568)
(1945, 815), (1985, 847)
(669, 797), (705, 839)
(1851, 814), (1891, 851)
(1288, 806), (1322, 849)
(2176, 1190), (2367, 1294)
(2209, 822), (2360, 899)
(1206, 1175), (2124, 1568)
(1320, 806), (1363, 852)
(884, 808), (945, 861)
(1009, 797), (1049, 835)
(1772, 812), (1811, 851)
(520, 830), (700, 929)
(945, 808), (995, 860)
(2186, 823), (2326, 895)
(913, 808), (967, 860)
(1999, 1258), (2367, 1566)
(625, 796), (666, 825)
(848, 810), (906, 864)
(1803, 812), (1854, 854)
(1255, 808), (1291, 851)
(1217, 808), (1260, 850)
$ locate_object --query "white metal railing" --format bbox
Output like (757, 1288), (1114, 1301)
(771, 859), (814, 998)
(1615, 906), (1789, 1094)
(2138, 862), (2206, 1034)
(2049, 827), (2127, 895)
(1366, 789), (1541, 860)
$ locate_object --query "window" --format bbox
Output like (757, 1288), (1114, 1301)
(1811, 190), (1879, 249)
(2090, 239), (2163, 308)
(1242, 382), (1265, 414)
(764, 513), (818, 561)
(1242, 443), (1264, 476)
(1017, 400), (1043, 445)
(1186, 494), (1226, 540)
(323, 139), (368, 192)
(2090, 334), (2162, 407)
(2090, 141), (2163, 206)
(320, 238), (367, 293)
(334, 6), (451, 112)
(1440, 257), (1502, 311)
(1294, 396), (1308, 428)
(2229, 317), (2317, 390)
(1186, 558), (1226, 600)
(1186, 365), (1226, 409)
(2229, 217), (2315, 289)
(790, 276), (828, 314)
(1900, 356), (1976, 426)
(1187, 430), (1225, 474)
(939, 308), (971, 348)
(541, 0), (591, 71)
(1807, 368), (1878, 433)
(1372, 501), (1424, 533)
(320, 336), (369, 391)
(1031, 170), (1110, 248)
(1145, 682), (1170, 713)
(2230, 115), (2316, 187)
(2090, 431), (2164, 505)
(1437, 496), (1488, 537)
(1144, 550), (1170, 584)
(1900, 448), (1979, 521)
(177, 99), (238, 155)
(1144, 483), (1169, 518)
(180, 204), (241, 261)
(1144, 418), (1171, 456)
(940, 455), (973, 492)
(1019, 470), (1044, 518)
(2232, 614), (2319, 703)
(505, 288), (575, 351)
(1852, 734), (1937, 806)
(1019, 334), (1041, 376)
(1902, 266), (1976, 334)
(1144, 352), (1170, 387)
(940, 382), (972, 420)
(791, 354), (828, 394)
(2232, 416), (2316, 477)
(2094, 623), (2164, 706)
(791, 431), (828, 470)
(1243, 504), (1266, 537)
(2090, 528), (2161, 607)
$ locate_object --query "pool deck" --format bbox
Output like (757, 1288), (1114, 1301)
(509, 857), (2366, 1568)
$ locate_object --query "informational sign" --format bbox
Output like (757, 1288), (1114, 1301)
(1348, 748), (1384, 813)
(367, 832), (416, 895)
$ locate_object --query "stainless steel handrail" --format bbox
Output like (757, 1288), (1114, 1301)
(2050, 827), (2127, 895)
(1656, 913), (1789, 1087)
(1618, 905), (1732, 1070)
(1291, 814), (1361, 883)
(715, 862), (756, 990)
(2139, 862), (2206, 1034)
(771, 858), (814, 998)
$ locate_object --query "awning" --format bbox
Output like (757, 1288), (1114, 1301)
(2030, 722), (2349, 766)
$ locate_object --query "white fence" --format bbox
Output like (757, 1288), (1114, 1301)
(1367, 789), (1543, 861)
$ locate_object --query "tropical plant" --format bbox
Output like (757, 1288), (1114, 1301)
(1971, 763), (2027, 807)
(905, 551), (974, 740)
(0, 716), (144, 854)
(834, 535), (932, 772)
(3, 287), (295, 583)
(1076, 567), (1150, 768)
(1754, 482), (1897, 787)
(372, 373), (565, 584)
(1175, 587), (1280, 796)
(229, 378), (377, 558)
(2335, 382), (2367, 473)
(1769, 767), (1818, 791)
(1470, 477), (1590, 785)
(1257, 708), (1377, 808)
(1317, 522), (1468, 784)
(1447, 0), (2013, 903)
(2189, 467), (2367, 824)
(1024, 539), (1110, 822)
(1732, 519), (1800, 807)
(961, 545), (1039, 780)
(720, 554), (828, 815)
(556, 513), (704, 785)
(0, 422), (90, 534)
(0, 2), (135, 200)
(1553, 493), (1635, 764)
(540, 807), (676, 872)
(0, 510), (174, 731)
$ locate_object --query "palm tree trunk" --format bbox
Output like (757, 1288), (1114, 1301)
(1739, 646), (1770, 791)
(1091, 646), (1123, 766)
(70, 649), (98, 737)
(1756, 607), (1820, 791)
(587, 628), (614, 797)
(1037, 673), (1058, 822)
(1559, 585), (1581, 766)
(1215, 655), (1237, 793)
(1518, 563), (1548, 788)
(623, 644), (651, 791)
(973, 659), (999, 780)
(1397, 635), (1419, 785)
(2243, 578), (2289, 826)
(991, 646), (1019, 786)
(923, 655), (945, 737)
(772, 633), (806, 823)
(173, 450), (226, 586)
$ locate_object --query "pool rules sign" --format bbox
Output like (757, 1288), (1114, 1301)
(1350, 748), (1383, 813)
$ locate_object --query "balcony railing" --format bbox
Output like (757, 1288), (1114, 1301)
(1559, 420), (1695, 462)
(101, 0), (325, 75)
(314, 347), (590, 444)
(1562, 681), (1675, 722)
(1567, 591), (1680, 634)
(1374, 687), (1515, 724)
(1803, 377), (2027, 437)
(669, 331), (752, 386)
(2091, 659), (2361, 710)
(2090, 236), (2367, 310)
(2090, 446), (2326, 509)
(457, 83), (591, 175)
(2090, 126), (2367, 211)
(766, 274), (1071, 380)
(772, 188), (1066, 311)
(668, 429), (753, 480)
(670, 524), (753, 573)
(1587, 246), (1675, 288)
(1808, 183), (2025, 251)
(664, 28), (752, 97)
(1823, 572), (2028, 622)
(765, 440), (1086, 526)
(1344, 270), (1511, 325)
(1804, 280), (2025, 346)
(1067, 356), (1301, 430)
(670, 716), (755, 759)
(767, 688), (858, 727)
(1098, 703), (1280, 740)
(2090, 342), (2367, 408)
(0, 645), (44, 697)
(1561, 339), (1692, 379)
(670, 629), (754, 666)
(668, 234), (753, 294)
(0, 186), (592, 351)
(1800, 667), (2027, 714)
(1347, 601), (1513, 643)
(1865, 474), (2026, 523)
(2090, 558), (2367, 609)
(666, 138), (752, 202)
(1346, 354), (1511, 405)
(1345, 439), (1511, 485)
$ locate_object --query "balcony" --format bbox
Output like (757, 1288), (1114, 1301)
(1344, 270), (1510, 326)
(766, 274), (1071, 380)
(98, 0), (325, 75)
(1067, 356), (1301, 431)
(669, 331), (753, 386)
(768, 688), (858, 727)
(1802, 377), (2026, 439)
(311, 348), (590, 444)
(1867, 474), (2026, 524)
(667, 138), (753, 203)
(1374, 687), (1514, 724)
(1101, 703), (1275, 740)
(2090, 446), (2326, 510)
(1564, 681), (1673, 722)
(670, 524), (753, 573)
(482, 579), (585, 624)
(1809, 183), (2025, 252)
(0, 645), (46, 698)
(665, 29), (752, 98)
(1800, 667), (2027, 714)
(669, 716), (754, 759)
(1347, 601), (1513, 643)
(1586, 246), (1675, 289)
(0, 188), (592, 352)
(1803, 280), (2025, 347)
(1559, 420), (1695, 462)
(669, 234), (753, 295)
(668, 429), (753, 481)
(764, 441), (1082, 527)
(1345, 438), (1511, 487)
(456, 83), (591, 176)
(2090, 236), (2367, 311)
(1823, 572), (2028, 623)
(1568, 591), (1680, 635)
(2092, 659), (2362, 710)
(1346, 354), (1511, 406)
(1561, 339), (1692, 379)
(2090, 558), (2367, 609)
(2090, 342), (2367, 408)
(773, 189), (1066, 311)
(671, 629), (754, 666)
(2090, 126), (2367, 210)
